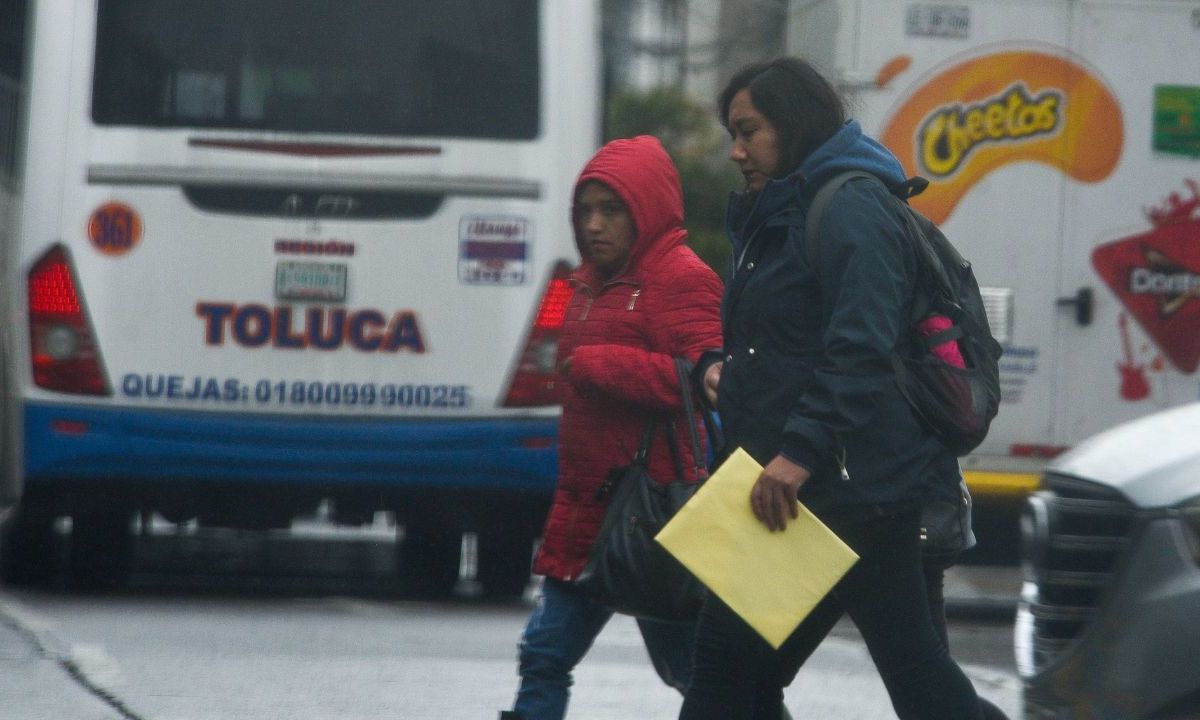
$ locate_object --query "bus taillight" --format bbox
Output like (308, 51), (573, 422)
(502, 261), (574, 407)
(28, 245), (111, 396)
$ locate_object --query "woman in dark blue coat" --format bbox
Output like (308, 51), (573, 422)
(679, 57), (986, 720)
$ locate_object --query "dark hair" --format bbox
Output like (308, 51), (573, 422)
(718, 57), (847, 177)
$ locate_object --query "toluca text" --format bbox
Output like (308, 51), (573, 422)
(196, 302), (426, 353)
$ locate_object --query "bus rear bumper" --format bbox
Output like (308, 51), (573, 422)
(23, 402), (558, 493)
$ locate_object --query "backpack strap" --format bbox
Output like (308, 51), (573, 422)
(920, 325), (963, 351)
(804, 171), (936, 324)
(802, 170), (880, 272)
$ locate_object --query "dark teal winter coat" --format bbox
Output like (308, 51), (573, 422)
(705, 120), (958, 518)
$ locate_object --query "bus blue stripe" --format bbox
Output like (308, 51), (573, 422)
(24, 403), (558, 490)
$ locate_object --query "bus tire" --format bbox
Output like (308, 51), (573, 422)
(67, 508), (134, 592)
(477, 528), (533, 599)
(396, 519), (461, 598)
(0, 493), (59, 587)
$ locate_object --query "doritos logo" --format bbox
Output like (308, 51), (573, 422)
(1092, 180), (1200, 374)
(880, 48), (1123, 224)
(1129, 260), (1200, 317)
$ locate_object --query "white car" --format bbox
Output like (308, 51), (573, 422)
(1015, 402), (1200, 719)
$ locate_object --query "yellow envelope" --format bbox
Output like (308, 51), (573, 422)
(656, 447), (859, 649)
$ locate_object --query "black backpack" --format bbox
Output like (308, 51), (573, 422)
(802, 171), (1002, 456)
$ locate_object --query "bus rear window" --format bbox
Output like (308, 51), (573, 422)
(91, 0), (539, 139)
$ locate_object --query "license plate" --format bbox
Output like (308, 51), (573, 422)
(275, 261), (348, 302)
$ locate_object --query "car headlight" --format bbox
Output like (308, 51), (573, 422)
(1180, 497), (1200, 565)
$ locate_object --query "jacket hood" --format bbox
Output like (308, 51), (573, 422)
(572, 135), (687, 284)
(798, 120), (907, 188)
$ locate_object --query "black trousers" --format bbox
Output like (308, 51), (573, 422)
(679, 509), (984, 720)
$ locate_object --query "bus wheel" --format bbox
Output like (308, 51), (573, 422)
(67, 509), (134, 592)
(477, 529), (533, 599)
(0, 494), (60, 587)
(396, 519), (461, 598)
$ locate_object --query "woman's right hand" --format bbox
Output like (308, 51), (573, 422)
(703, 361), (722, 407)
(751, 455), (810, 532)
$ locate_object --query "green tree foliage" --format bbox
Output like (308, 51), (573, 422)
(606, 87), (739, 279)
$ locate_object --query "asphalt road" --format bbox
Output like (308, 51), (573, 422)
(0, 526), (1022, 720)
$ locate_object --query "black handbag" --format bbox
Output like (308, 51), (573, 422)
(573, 358), (709, 622)
(920, 477), (976, 559)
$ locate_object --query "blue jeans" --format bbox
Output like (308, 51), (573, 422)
(513, 577), (694, 719)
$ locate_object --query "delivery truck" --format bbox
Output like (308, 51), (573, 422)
(787, 0), (1200, 557)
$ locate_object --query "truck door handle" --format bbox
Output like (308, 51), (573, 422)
(1056, 287), (1094, 326)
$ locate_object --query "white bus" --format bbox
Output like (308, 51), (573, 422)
(0, 0), (601, 594)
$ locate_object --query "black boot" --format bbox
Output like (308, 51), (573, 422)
(498, 713), (522, 720)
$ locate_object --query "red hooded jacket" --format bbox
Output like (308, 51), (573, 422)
(532, 135), (723, 581)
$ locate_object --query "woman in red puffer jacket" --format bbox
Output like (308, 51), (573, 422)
(500, 135), (723, 720)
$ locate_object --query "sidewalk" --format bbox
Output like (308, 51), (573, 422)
(0, 594), (127, 720)
(944, 563), (1022, 618)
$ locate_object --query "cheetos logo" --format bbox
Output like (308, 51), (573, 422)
(880, 48), (1123, 224)
(919, 84), (1062, 178)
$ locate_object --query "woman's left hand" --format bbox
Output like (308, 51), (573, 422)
(751, 455), (811, 532)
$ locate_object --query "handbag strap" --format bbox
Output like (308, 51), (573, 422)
(633, 419), (657, 464)
(628, 358), (715, 480)
(663, 420), (688, 482)
(674, 357), (710, 480)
